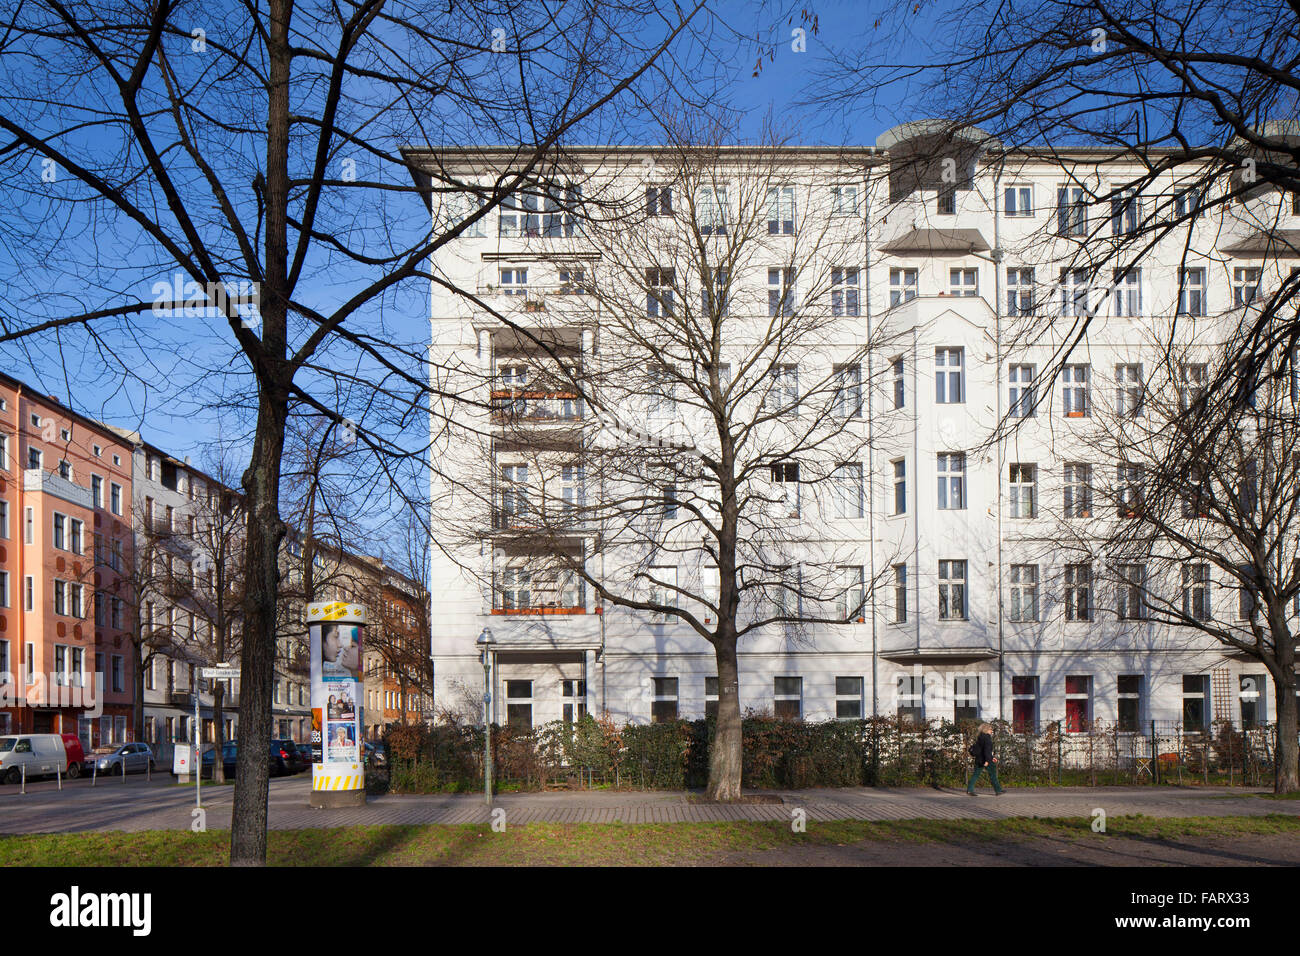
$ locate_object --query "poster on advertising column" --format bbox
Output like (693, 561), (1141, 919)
(307, 602), (366, 792)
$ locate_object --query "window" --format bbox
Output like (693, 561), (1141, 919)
(833, 364), (862, 418)
(558, 268), (587, 295)
(938, 559), (967, 620)
(91, 475), (103, 509)
(645, 185), (673, 217)
(704, 677), (719, 720)
(647, 566), (679, 623)
(28, 447), (41, 471)
(562, 465), (585, 512)
(937, 453), (966, 509)
(499, 464), (529, 521)
(1238, 563), (1259, 621)
(1182, 563), (1211, 620)
(498, 267), (528, 296)
(1062, 364), (1089, 417)
(1110, 188), (1139, 235)
(773, 677), (802, 720)
(0, 433), (7, 471)
(936, 186), (956, 216)
(835, 677), (863, 719)
(836, 566), (865, 622)
(500, 568), (530, 610)
(831, 267), (860, 316)
(505, 680), (533, 730)
(0, 570), (6, 609)
(1117, 675), (1142, 732)
(889, 268), (918, 307)
(71, 647), (83, 687)
(1060, 268), (1089, 316)
(767, 268), (796, 317)
(1008, 364), (1035, 417)
(54, 644), (68, 686)
(698, 185), (727, 235)
(69, 518), (82, 555)
(953, 676), (978, 722)
(831, 464), (864, 519)
(541, 184), (582, 237)
(1057, 185), (1087, 236)
(1113, 268), (1141, 316)
(831, 185), (859, 216)
(1179, 362), (1207, 410)
(1173, 186), (1203, 220)
(1064, 563), (1092, 621)
(1008, 463), (1036, 519)
(1115, 363), (1143, 417)
(1004, 185), (1033, 217)
(23, 506), (32, 544)
(24, 577), (32, 613)
(1178, 268), (1206, 316)
(701, 267), (728, 314)
(892, 459), (907, 515)
(897, 675), (923, 725)
(70, 583), (83, 619)
(499, 193), (539, 237)
(651, 677), (679, 722)
(1117, 462), (1143, 517)
(949, 268), (977, 297)
(1065, 675), (1092, 732)
(560, 679), (586, 723)
(1006, 268), (1034, 315)
(647, 364), (676, 419)
(645, 267), (674, 317)
(446, 191), (487, 237)
(1063, 463), (1092, 518)
(111, 655), (123, 693)
(766, 186), (795, 234)
(1116, 563), (1145, 620)
(110, 483), (122, 515)
(25, 642), (32, 683)
(770, 460), (800, 517)
(1233, 267), (1260, 307)
(1011, 677), (1038, 733)
(891, 357), (905, 408)
(0, 499), (7, 539)
(1008, 564), (1039, 622)
(935, 348), (964, 403)
(1240, 675), (1266, 729)
(1182, 675), (1209, 730)
(58, 460), (71, 480)
(53, 579), (67, 616)
(0, 641), (6, 684)
(766, 364), (799, 415)
(892, 564), (908, 623)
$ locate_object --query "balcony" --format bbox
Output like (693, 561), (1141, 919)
(23, 469), (91, 509)
(490, 390), (584, 426)
(169, 692), (195, 709)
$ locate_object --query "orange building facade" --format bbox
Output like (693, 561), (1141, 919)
(0, 373), (135, 744)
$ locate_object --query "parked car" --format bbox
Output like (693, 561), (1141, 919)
(295, 742), (315, 768)
(200, 742), (238, 779)
(92, 742), (155, 776)
(0, 734), (71, 784)
(272, 739), (307, 774)
(60, 734), (87, 778)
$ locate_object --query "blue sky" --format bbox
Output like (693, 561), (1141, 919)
(0, 0), (941, 483)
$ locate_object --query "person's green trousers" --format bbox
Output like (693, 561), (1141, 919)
(966, 762), (1003, 793)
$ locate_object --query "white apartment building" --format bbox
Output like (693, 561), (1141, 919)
(416, 126), (1295, 734)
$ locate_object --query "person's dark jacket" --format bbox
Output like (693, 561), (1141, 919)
(971, 731), (994, 766)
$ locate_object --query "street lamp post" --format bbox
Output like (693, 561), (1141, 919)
(476, 628), (494, 805)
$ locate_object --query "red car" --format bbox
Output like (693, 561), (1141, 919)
(60, 734), (87, 778)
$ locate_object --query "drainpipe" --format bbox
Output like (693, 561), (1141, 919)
(992, 155), (1006, 722)
(14, 384), (25, 732)
(863, 160), (878, 717)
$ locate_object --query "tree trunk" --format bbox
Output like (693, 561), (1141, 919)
(131, 640), (146, 743)
(705, 634), (742, 801)
(1274, 675), (1298, 793)
(212, 681), (226, 785)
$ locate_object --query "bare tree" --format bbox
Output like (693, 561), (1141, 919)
(0, 0), (717, 862)
(1057, 332), (1300, 790)
(441, 128), (902, 800)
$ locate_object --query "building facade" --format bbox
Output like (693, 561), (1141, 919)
(418, 132), (1296, 734)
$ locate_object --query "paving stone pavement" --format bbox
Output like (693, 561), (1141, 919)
(0, 774), (1296, 833)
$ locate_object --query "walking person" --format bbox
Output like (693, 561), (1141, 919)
(966, 722), (1004, 795)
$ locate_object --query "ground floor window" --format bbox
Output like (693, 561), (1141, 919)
(651, 677), (678, 722)
(953, 676), (978, 722)
(561, 679), (586, 723)
(704, 677), (718, 720)
(897, 675), (923, 725)
(835, 676), (863, 719)
(1182, 675), (1209, 730)
(774, 676), (802, 720)
(1065, 675), (1091, 732)
(1117, 675), (1142, 732)
(1011, 676), (1037, 733)
(1240, 674), (1266, 728)
(505, 680), (533, 730)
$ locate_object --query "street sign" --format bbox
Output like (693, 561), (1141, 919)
(201, 667), (239, 680)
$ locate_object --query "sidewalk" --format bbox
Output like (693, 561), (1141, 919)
(0, 775), (1295, 833)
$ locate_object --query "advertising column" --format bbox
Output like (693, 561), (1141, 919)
(306, 601), (367, 809)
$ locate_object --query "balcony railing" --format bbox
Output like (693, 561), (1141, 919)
(490, 391), (584, 424)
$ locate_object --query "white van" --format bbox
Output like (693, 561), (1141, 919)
(0, 734), (70, 784)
